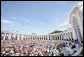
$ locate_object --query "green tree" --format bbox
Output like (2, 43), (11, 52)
(49, 30), (62, 34)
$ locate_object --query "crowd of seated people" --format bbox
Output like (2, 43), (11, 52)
(1, 40), (64, 56)
(1, 40), (82, 56)
(57, 40), (82, 56)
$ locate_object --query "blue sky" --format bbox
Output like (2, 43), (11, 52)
(1, 1), (78, 34)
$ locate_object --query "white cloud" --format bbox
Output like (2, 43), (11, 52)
(19, 17), (30, 23)
(8, 15), (16, 20)
(9, 15), (30, 23)
(59, 20), (69, 26)
(1, 19), (20, 29)
(1, 19), (11, 24)
(1, 19), (19, 24)
(12, 21), (19, 25)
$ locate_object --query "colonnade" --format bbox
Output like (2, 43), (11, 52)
(1, 30), (73, 41)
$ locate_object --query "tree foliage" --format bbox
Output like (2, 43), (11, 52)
(49, 30), (63, 34)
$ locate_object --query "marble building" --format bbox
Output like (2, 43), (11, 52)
(1, 2), (83, 43)
(69, 1), (83, 43)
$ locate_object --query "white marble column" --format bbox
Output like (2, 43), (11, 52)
(55, 35), (57, 40)
(40, 35), (41, 40)
(3, 33), (6, 40)
(35, 35), (37, 40)
(43, 35), (45, 40)
(43, 36), (45, 40)
(69, 32), (71, 41)
(50, 35), (51, 40)
(46, 35), (47, 40)
(17, 34), (20, 40)
(41, 35), (42, 40)
(41, 35), (43, 40)
(65, 33), (67, 40)
(62, 34), (63, 40)
(44, 35), (45, 40)
(56, 36), (58, 40)
(64, 34), (65, 40)
(76, 29), (82, 43)
(33, 35), (34, 40)
(45, 35), (46, 40)
(21, 34), (23, 40)
(8, 33), (11, 40)
(62, 34), (64, 40)
(32, 35), (33, 40)
(57, 35), (58, 40)
(66, 33), (68, 40)
(14, 34), (16, 40)
(39, 35), (40, 40)
(25, 35), (27, 40)
(31, 35), (32, 40)
(47, 35), (48, 40)
(70, 32), (73, 41)
(54, 35), (56, 40)
(28, 35), (30, 40)
(34, 35), (35, 40)
(59, 35), (60, 40)
(61, 34), (63, 40)
(66, 33), (68, 41)
(26, 35), (28, 40)
(60, 35), (61, 40)
(35, 35), (36, 40)
(53, 35), (54, 40)
(68, 33), (70, 41)
(76, 14), (83, 39)
(30, 35), (31, 40)
(37, 35), (38, 40)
